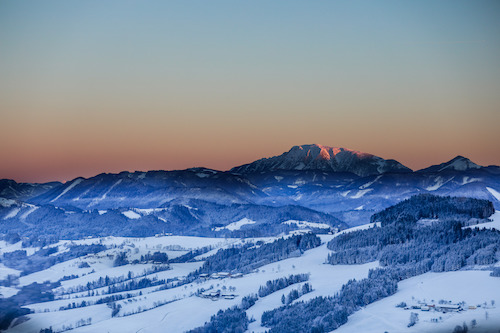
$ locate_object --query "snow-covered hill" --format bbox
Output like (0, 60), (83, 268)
(2, 229), (499, 333)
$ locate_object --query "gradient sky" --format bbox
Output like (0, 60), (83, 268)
(1, 1), (500, 183)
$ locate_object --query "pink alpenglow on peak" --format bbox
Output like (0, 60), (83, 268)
(231, 144), (412, 177)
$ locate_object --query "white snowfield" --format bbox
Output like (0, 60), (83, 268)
(334, 271), (500, 333)
(50, 178), (83, 202)
(122, 210), (141, 219)
(213, 218), (256, 231)
(1, 228), (498, 333)
(282, 220), (332, 229)
(426, 176), (449, 191)
(487, 187), (500, 201)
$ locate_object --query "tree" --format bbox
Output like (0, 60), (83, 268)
(113, 252), (128, 267)
(408, 312), (418, 327)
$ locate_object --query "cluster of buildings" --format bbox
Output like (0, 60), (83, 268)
(198, 290), (237, 301)
(404, 302), (462, 313)
(199, 272), (243, 280)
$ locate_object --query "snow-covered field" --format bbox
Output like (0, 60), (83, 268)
(334, 271), (500, 333)
(1, 228), (499, 333)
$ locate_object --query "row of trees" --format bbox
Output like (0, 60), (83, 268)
(281, 283), (312, 305)
(189, 274), (313, 332)
(258, 274), (309, 298)
(191, 233), (321, 276)
(261, 269), (398, 332)
(188, 306), (249, 333)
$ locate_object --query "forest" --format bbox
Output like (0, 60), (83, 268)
(191, 233), (321, 276)
(261, 195), (500, 332)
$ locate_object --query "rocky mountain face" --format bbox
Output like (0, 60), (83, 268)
(231, 144), (412, 177)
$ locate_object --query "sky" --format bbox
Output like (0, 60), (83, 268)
(1, 1), (500, 183)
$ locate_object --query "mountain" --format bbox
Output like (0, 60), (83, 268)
(0, 179), (61, 201)
(230, 144), (412, 177)
(28, 168), (267, 209)
(417, 156), (482, 173)
(1, 144), (499, 236)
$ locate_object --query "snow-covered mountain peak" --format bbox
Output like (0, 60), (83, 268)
(443, 156), (481, 171)
(418, 156), (482, 173)
(289, 144), (370, 161)
(231, 144), (412, 177)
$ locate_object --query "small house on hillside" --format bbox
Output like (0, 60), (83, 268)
(435, 304), (461, 312)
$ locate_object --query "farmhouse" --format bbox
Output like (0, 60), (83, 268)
(435, 304), (462, 312)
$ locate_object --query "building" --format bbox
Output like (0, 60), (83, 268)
(435, 304), (461, 312)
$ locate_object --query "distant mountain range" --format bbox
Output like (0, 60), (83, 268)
(1, 144), (499, 239)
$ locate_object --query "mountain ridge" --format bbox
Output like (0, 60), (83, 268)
(0, 145), (499, 228)
(230, 144), (412, 177)
(1, 144), (497, 185)
(417, 155), (482, 173)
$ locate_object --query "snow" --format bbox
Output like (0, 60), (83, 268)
(359, 175), (382, 190)
(0, 286), (19, 298)
(183, 204), (198, 210)
(122, 210), (141, 219)
(20, 205), (39, 219)
(0, 262), (20, 280)
(98, 210), (107, 215)
(334, 270), (500, 333)
(439, 157), (480, 172)
(333, 223), (381, 238)
(51, 178), (83, 202)
(274, 176), (283, 181)
(246, 242), (378, 332)
(135, 208), (167, 215)
(462, 176), (481, 185)
(4, 230), (499, 333)
(465, 211), (500, 231)
(341, 190), (350, 197)
(4, 207), (20, 219)
(486, 187), (500, 201)
(425, 176), (451, 191)
(0, 241), (38, 257)
(7, 304), (112, 333)
(287, 185), (298, 189)
(294, 162), (306, 170)
(14, 235), (375, 333)
(351, 188), (373, 198)
(214, 218), (257, 231)
(418, 218), (440, 226)
(282, 220), (331, 229)
(196, 173), (210, 178)
(354, 205), (364, 211)
(0, 198), (16, 207)
(89, 179), (123, 206)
